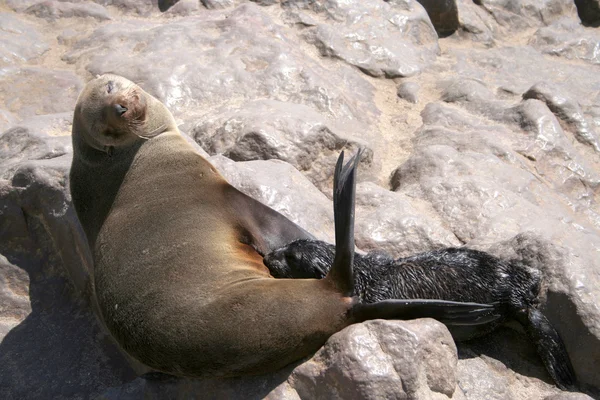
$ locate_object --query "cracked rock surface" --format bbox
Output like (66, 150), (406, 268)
(1, 0), (599, 399)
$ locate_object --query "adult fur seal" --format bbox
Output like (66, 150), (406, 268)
(263, 240), (577, 390)
(69, 74), (498, 378)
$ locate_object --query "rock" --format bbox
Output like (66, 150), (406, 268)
(355, 182), (460, 257)
(0, 254), (31, 338)
(574, 0), (600, 27)
(523, 81), (600, 152)
(453, 0), (497, 45)
(210, 155), (335, 243)
(397, 81), (420, 104)
(0, 114), (72, 177)
(416, 0), (460, 37)
(63, 3), (379, 128)
(25, 1), (112, 21)
(0, 68), (83, 119)
(192, 99), (370, 191)
(0, 13), (50, 66)
(530, 19), (600, 65)
(283, 0), (440, 78)
(163, 0), (200, 15)
(201, 0), (236, 9)
(474, 0), (578, 30)
(291, 319), (461, 400)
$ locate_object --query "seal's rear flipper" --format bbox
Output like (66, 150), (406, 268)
(351, 299), (502, 326)
(325, 150), (362, 296)
(518, 308), (577, 390)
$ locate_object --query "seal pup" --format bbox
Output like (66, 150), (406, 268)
(263, 240), (577, 390)
(69, 74), (498, 378)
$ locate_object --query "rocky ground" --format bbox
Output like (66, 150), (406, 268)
(1, 0), (600, 399)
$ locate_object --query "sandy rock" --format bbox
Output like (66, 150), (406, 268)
(290, 319), (461, 400)
(25, 1), (112, 21)
(355, 182), (461, 257)
(192, 99), (370, 190)
(0, 13), (50, 66)
(397, 81), (420, 104)
(0, 67), (83, 119)
(523, 81), (600, 152)
(210, 155), (335, 242)
(63, 3), (378, 129)
(283, 0), (440, 78)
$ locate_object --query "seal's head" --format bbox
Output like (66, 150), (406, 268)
(73, 74), (172, 154)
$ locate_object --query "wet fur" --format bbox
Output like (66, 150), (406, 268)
(263, 240), (577, 390)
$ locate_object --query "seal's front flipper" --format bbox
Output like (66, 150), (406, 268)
(351, 299), (502, 326)
(325, 150), (362, 296)
(518, 308), (577, 390)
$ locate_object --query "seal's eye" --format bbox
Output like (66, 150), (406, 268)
(114, 104), (128, 116)
(107, 81), (114, 94)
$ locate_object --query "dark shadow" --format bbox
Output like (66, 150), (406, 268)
(158, 0), (180, 12)
(574, 0), (600, 28)
(0, 211), (136, 399)
(458, 326), (553, 384)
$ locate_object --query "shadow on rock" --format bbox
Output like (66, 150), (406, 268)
(0, 198), (135, 399)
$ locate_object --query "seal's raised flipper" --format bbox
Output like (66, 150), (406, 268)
(517, 308), (576, 390)
(351, 299), (501, 326)
(325, 150), (361, 296)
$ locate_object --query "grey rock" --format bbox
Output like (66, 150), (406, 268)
(530, 19), (600, 65)
(0, 67), (83, 119)
(474, 0), (578, 30)
(397, 81), (420, 104)
(355, 182), (461, 258)
(283, 0), (440, 78)
(0, 13), (50, 66)
(164, 0), (200, 15)
(63, 4), (379, 128)
(0, 114), (72, 177)
(416, 0), (460, 36)
(0, 109), (18, 133)
(545, 392), (595, 400)
(25, 1), (112, 21)
(453, 0), (497, 45)
(201, 0), (236, 9)
(251, 0), (278, 5)
(210, 155), (335, 242)
(291, 319), (461, 400)
(192, 99), (371, 191)
(0, 155), (135, 399)
(523, 81), (600, 152)
(0, 254), (31, 338)
(575, 0), (600, 27)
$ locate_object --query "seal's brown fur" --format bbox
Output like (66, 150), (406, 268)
(70, 75), (496, 377)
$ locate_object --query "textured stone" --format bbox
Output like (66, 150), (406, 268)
(355, 182), (460, 257)
(0, 68), (83, 119)
(63, 4), (378, 128)
(530, 20), (600, 65)
(291, 319), (461, 400)
(0, 13), (50, 66)
(283, 0), (439, 78)
(192, 99), (370, 190)
(210, 155), (335, 243)
(25, 1), (112, 21)
(397, 81), (420, 104)
(523, 81), (600, 152)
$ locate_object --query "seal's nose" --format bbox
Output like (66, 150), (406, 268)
(115, 104), (128, 116)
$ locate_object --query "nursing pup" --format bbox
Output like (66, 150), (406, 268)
(264, 240), (577, 390)
(69, 74), (497, 378)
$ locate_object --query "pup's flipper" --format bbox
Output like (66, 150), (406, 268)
(351, 299), (502, 326)
(518, 308), (577, 390)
